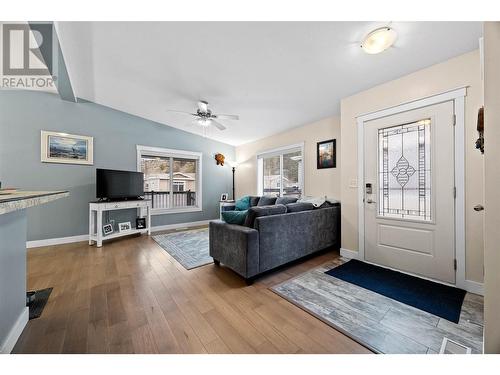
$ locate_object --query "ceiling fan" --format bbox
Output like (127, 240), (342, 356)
(167, 100), (239, 131)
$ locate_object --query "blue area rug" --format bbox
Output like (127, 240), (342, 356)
(325, 259), (466, 323)
(152, 228), (211, 270)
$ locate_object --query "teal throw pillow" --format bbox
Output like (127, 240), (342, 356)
(222, 210), (248, 225)
(235, 195), (251, 211)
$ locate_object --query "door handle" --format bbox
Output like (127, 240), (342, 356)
(473, 204), (484, 211)
(366, 199), (376, 204)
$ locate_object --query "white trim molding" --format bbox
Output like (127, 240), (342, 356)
(256, 142), (305, 196)
(136, 145), (203, 215)
(27, 234), (88, 248)
(340, 248), (360, 259)
(150, 207), (202, 216)
(27, 220), (213, 248)
(150, 220), (211, 233)
(0, 307), (28, 354)
(356, 87), (469, 291)
(464, 280), (484, 296)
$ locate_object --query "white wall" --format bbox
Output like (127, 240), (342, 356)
(235, 116), (341, 199)
(483, 21), (500, 354)
(340, 50), (484, 283)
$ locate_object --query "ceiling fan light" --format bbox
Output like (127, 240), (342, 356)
(198, 118), (211, 127)
(361, 27), (397, 54)
(198, 101), (209, 113)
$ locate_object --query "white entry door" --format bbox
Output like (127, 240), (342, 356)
(363, 101), (456, 284)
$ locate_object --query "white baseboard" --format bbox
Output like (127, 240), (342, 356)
(26, 219), (214, 248)
(340, 248), (360, 259)
(27, 234), (88, 248)
(464, 279), (484, 296)
(0, 307), (28, 354)
(150, 220), (211, 233)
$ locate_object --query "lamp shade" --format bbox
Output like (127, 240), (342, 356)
(227, 160), (239, 168)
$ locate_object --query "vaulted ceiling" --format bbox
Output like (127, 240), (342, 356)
(55, 22), (482, 146)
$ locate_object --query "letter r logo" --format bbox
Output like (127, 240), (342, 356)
(2, 23), (53, 76)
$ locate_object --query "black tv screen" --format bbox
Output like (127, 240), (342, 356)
(96, 169), (144, 200)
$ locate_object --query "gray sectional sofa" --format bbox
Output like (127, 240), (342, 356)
(209, 196), (340, 284)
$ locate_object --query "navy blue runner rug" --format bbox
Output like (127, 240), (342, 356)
(325, 259), (466, 323)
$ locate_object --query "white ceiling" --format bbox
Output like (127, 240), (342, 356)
(55, 22), (482, 146)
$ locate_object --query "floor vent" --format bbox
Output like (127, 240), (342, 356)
(439, 337), (472, 354)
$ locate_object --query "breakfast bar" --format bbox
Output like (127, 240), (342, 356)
(0, 191), (68, 353)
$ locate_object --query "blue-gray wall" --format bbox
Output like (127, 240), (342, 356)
(0, 210), (27, 351)
(0, 91), (235, 241)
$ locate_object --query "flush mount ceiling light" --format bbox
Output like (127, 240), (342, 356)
(361, 27), (397, 54)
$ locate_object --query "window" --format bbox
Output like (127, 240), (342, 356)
(172, 181), (185, 192)
(137, 145), (202, 213)
(378, 119), (431, 221)
(257, 143), (304, 197)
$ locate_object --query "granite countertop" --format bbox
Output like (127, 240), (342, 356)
(0, 191), (69, 215)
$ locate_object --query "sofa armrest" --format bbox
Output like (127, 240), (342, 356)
(209, 220), (259, 278)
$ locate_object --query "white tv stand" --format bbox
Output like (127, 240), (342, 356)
(89, 199), (151, 247)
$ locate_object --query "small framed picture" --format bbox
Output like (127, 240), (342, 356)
(41, 131), (94, 165)
(136, 217), (146, 229)
(220, 193), (228, 201)
(102, 223), (114, 236)
(317, 139), (336, 169)
(118, 221), (132, 233)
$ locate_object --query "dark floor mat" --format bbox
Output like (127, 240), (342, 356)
(28, 287), (53, 320)
(325, 260), (466, 323)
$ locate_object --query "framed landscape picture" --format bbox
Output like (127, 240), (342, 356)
(317, 139), (336, 169)
(41, 131), (93, 165)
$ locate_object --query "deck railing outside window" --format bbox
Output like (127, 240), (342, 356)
(144, 191), (196, 209)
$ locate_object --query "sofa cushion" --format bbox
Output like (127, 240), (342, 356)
(221, 210), (248, 225)
(235, 196), (251, 211)
(249, 196), (261, 207)
(276, 196), (298, 205)
(257, 195), (278, 206)
(244, 204), (286, 228)
(286, 202), (315, 213)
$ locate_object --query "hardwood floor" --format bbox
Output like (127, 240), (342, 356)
(13, 230), (370, 354)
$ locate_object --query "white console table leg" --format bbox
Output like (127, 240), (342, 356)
(96, 208), (103, 247)
(147, 206), (151, 235)
(88, 208), (94, 245)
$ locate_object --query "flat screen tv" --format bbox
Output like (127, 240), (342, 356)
(96, 168), (144, 200)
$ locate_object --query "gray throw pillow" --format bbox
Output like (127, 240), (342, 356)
(257, 195), (278, 206)
(244, 204), (287, 228)
(249, 196), (261, 207)
(276, 196), (298, 205)
(286, 202), (315, 213)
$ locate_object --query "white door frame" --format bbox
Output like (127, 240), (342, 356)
(356, 87), (467, 290)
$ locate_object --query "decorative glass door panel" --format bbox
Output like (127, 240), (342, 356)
(377, 119), (431, 221)
(365, 101), (455, 284)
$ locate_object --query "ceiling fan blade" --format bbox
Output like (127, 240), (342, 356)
(211, 120), (227, 131)
(166, 109), (198, 116)
(214, 114), (239, 120)
(198, 100), (209, 113)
